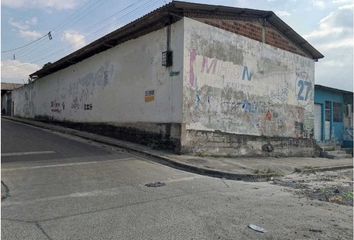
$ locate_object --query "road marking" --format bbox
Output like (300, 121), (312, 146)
(2, 157), (135, 171)
(1, 190), (120, 207)
(2, 151), (56, 157)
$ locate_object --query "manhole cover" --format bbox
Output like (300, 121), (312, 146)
(145, 182), (166, 187)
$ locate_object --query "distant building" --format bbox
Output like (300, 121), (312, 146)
(1, 83), (23, 116)
(314, 85), (353, 148)
(11, 1), (324, 157)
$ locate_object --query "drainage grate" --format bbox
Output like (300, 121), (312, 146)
(145, 181), (166, 188)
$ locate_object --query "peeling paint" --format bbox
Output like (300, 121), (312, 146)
(183, 18), (315, 140)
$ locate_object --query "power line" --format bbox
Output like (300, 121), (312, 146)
(1, 33), (50, 53)
(52, 0), (105, 33)
(7, 0), (166, 68)
(84, 0), (161, 43)
(1, 0), (104, 55)
(27, 0), (160, 64)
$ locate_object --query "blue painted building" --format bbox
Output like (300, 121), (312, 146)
(314, 85), (353, 147)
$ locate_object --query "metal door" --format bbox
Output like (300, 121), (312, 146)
(6, 97), (12, 116)
(314, 104), (322, 141)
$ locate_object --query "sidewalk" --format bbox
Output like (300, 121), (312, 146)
(3, 116), (353, 181)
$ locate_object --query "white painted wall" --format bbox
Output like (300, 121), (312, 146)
(12, 16), (316, 141)
(13, 20), (184, 125)
(183, 17), (315, 138)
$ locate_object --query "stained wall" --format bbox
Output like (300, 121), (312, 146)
(12, 20), (185, 146)
(182, 18), (316, 156)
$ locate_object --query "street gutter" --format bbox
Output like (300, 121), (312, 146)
(2, 116), (353, 181)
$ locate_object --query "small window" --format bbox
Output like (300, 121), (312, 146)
(333, 102), (343, 122)
(325, 101), (331, 121)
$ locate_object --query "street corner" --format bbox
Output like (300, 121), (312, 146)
(271, 168), (353, 206)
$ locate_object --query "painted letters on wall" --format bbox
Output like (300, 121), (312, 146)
(183, 18), (315, 138)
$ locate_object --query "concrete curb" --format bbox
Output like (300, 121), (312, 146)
(299, 165), (353, 173)
(2, 116), (353, 181)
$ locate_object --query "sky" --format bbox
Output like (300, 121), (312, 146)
(1, 0), (353, 91)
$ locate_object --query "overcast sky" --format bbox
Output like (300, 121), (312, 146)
(1, 0), (353, 91)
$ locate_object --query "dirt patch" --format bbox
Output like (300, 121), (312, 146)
(1, 181), (10, 200)
(272, 169), (353, 206)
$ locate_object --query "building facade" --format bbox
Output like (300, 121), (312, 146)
(11, 2), (324, 157)
(1, 83), (23, 116)
(314, 85), (353, 148)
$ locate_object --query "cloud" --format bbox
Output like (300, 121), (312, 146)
(332, 0), (352, 4)
(25, 17), (38, 25)
(312, 0), (327, 9)
(9, 17), (42, 40)
(2, 0), (83, 10)
(9, 17), (37, 30)
(338, 3), (354, 9)
(304, 6), (353, 46)
(307, 5), (353, 91)
(1, 60), (40, 83)
(19, 30), (42, 40)
(315, 46), (353, 91)
(62, 31), (86, 50)
(9, 18), (29, 30)
(316, 38), (353, 50)
(275, 10), (291, 17)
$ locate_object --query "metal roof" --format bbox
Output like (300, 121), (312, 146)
(1, 83), (23, 91)
(315, 84), (353, 95)
(30, 1), (324, 79)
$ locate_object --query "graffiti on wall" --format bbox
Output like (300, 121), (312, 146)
(189, 49), (197, 87)
(189, 49), (253, 87)
(202, 57), (217, 74)
(84, 103), (93, 110)
(185, 48), (314, 138)
(50, 100), (65, 113)
(297, 80), (312, 101)
(242, 66), (253, 81)
(67, 62), (114, 112)
(22, 84), (35, 117)
(296, 71), (312, 101)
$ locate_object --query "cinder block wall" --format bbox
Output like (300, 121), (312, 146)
(195, 18), (309, 58)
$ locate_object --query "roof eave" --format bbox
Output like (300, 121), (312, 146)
(266, 13), (324, 60)
(30, 1), (324, 79)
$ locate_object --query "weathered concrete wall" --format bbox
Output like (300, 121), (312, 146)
(12, 20), (185, 150)
(1, 92), (12, 115)
(12, 17), (317, 156)
(182, 17), (316, 156)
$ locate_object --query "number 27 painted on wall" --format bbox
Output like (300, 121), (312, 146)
(297, 80), (312, 101)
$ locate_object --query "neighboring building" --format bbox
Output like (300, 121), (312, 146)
(314, 85), (353, 148)
(1, 83), (23, 116)
(11, 1), (324, 157)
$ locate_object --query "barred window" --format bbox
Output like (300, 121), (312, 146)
(325, 101), (331, 121)
(333, 102), (343, 122)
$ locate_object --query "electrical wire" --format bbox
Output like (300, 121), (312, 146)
(1, 34), (49, 53)
(1, 0), (104, 56)
(6, 0), (166, 69)
(30, 0), (162, 65)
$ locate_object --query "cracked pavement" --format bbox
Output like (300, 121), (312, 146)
(1, 118), (353, 240)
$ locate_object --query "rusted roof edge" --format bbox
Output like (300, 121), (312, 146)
(30, 1), (324, 80)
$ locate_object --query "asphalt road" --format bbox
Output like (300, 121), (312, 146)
(1, 118), (353, 240)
